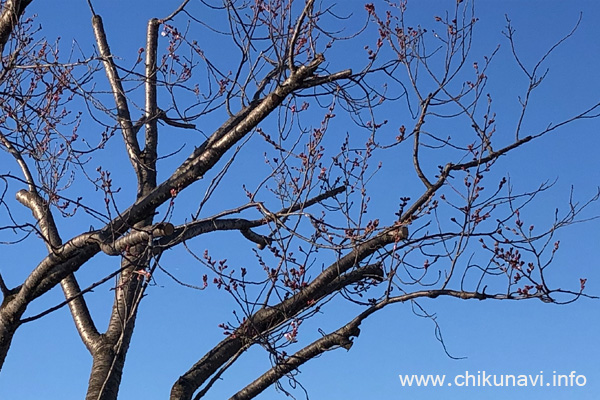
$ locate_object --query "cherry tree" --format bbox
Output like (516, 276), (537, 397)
(0, 1), (597, 399)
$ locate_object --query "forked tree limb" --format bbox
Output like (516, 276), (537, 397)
(170, 227), (408, 400)
(155, 186), (346, 250)
(5, 55), (344, 312)
(228, 288), (508, 400)
(0, 51), (349, 374)
(15, 189), (101, 352)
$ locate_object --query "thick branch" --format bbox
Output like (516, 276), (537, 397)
(109, 222), (174, 255)
(100, 54), (330, 241)
(3, 57), (347, 360)
(230, 288), (508, 400)
(157, 186), (346, 250)
(15, 189), (101, 350)
(299, 69), (352, 88)
(10, 222), (173, 307)
(92, 15), (142, 176)
(240, 228), (271, 249)
(60, 274), (101, 353)
(0, 0), (32, 55)
(83, 20), (164, 394)
(142, 18), (159, 194)
(15, 189), (60, 247)
(229, 324), (360, 400)
(170, 227), (407, 400)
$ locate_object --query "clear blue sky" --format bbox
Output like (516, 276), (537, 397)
(0, 1), (599, 399)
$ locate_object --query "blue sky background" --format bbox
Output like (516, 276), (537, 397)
(0, 1), (599, 399)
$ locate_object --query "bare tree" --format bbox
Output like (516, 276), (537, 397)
(0, 1), (597, 399)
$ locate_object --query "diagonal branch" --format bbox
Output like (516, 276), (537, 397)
(0, 131), (36, 192)
(20, 264), (126, 324)
(156, 186), (346, 250)
(170, 227), (408, 400)
(229, 324), (360, 400)
(229, 289), (510, 400)
(191, 263), (383, 400)
(15, 189), (101, 351)
(1, 57), (350, 367)
(161, 0), (190, 23)
(103, 54), (333, 239)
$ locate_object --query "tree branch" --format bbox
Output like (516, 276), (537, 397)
(299, 69), (352, 88)
(141, 17), (160, 196)
(158, 109), (196, 129)
(20, 265), (126, 324)
(287, 0), (315, 73)
(155, 186), (346, 250)
(0, 273), (13, 300)
(229, 324), (360, 400)
(0, 132), (36, 192)
(412, 94), (434, 188)
(15, 189), (101, 350)
(229, 288), (510, 400)
(92, 15), (142, 178)
(0, 0), (32, 55)
(170, 227), (408, 400)
(161, 0), (190, 23)
(59, 274), (101, 352)
(1, 54), (348, 377)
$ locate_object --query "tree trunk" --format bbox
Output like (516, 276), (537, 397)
(85, 328), (135, 400)
(85, 269), (143, 400)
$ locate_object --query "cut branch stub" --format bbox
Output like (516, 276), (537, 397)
(240, 229), (271, 249)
